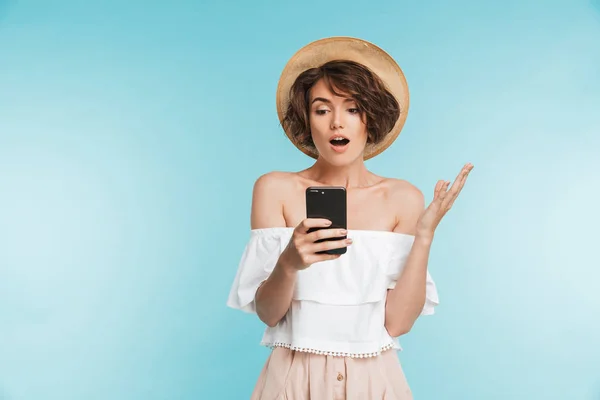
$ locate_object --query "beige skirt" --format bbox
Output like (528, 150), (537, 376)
(250, 347), (413, 400)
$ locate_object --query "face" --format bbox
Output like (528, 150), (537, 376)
(308, 79), (368, 165)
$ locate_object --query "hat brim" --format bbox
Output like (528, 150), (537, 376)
(276, 36), (410, 160)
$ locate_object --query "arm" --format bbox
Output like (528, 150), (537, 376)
(385, 163), (473, 336)
(385, 185), (432, 337)
(250, 173), (298, 328)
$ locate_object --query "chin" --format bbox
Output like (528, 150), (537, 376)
(319, 150), (363, 167)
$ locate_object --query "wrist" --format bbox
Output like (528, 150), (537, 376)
(414, 232), (434, 246)
(277, 254), (299, 276)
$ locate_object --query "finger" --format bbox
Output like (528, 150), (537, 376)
(311, 237), (352, 253)
(448, 163), (473, 194)
(434, 180), (448, 201)
(458, 165), (472, 188)
(437, 181), (450, 202)
(298, 218), (332, 233)
(443, 166), (473, 209)
(306, 228), (347, 243)
(444, 188), (462, 210)
(445, 168), (472, 209)
(433, 180), (445, 199)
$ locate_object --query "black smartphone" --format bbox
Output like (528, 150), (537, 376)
(305, 186), (347, 255)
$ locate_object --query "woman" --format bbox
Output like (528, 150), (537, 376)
(227, 37), (473, 399)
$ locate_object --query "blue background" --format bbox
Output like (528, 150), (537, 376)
(1, 0), (599, 399)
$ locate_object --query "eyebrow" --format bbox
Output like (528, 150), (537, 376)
(311, 97), (354, 104)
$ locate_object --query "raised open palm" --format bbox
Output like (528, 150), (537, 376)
(416, 163), (474, 239)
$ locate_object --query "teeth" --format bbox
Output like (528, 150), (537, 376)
(333, 137), (345, 141)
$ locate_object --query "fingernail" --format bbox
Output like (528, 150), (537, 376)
(346, 238), (353, 244)
(340, 229), (347, 235)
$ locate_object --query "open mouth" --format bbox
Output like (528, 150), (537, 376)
(330, 137), (350, 147)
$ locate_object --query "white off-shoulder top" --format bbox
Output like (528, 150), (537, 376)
(226, 227), (439, 358)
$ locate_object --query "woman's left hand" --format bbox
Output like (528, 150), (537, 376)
(416, 163), (474, 240)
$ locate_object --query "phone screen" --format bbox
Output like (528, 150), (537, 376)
(305, 186), (347, 254)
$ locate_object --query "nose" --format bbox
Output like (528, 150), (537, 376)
(330, 111), (344, 130)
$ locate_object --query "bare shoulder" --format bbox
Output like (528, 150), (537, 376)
(379, 177), (425, 233)
(251, 171), (298, 229)
(253, 171), (297, 192)
(384, 177), (424, 205)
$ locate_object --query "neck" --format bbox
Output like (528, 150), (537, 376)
(305, 156), (376, 189)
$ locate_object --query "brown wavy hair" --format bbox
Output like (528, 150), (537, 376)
(282, 60), (401, 150)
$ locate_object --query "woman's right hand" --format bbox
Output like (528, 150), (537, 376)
(280, 218), (352, 271)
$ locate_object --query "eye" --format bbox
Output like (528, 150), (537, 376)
(315, 109), (329, 115)
(348, 108), (360, 114)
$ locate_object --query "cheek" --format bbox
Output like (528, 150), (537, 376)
(350, 117), (368, 140)
(309, 118), (330, 142)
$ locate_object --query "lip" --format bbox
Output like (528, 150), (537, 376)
(328, 133), (350, 142)
(329, 141), (350, 153)
(328, 133), (350, 153)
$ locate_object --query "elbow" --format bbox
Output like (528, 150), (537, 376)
(385, 320), (413, 337)
(254, 289), (279, 327)
(262, 317), (280, 328)
(256, 307), (281, 328)
(385, 298), (427, 337)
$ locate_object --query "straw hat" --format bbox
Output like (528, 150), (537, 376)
(276, 36), (410, 160)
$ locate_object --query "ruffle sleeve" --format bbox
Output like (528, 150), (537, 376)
(226, 229), (287, 313)
(385, 236), (440, 316)
(421, 270), (439, 315)
(387, 271), (439, 316)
